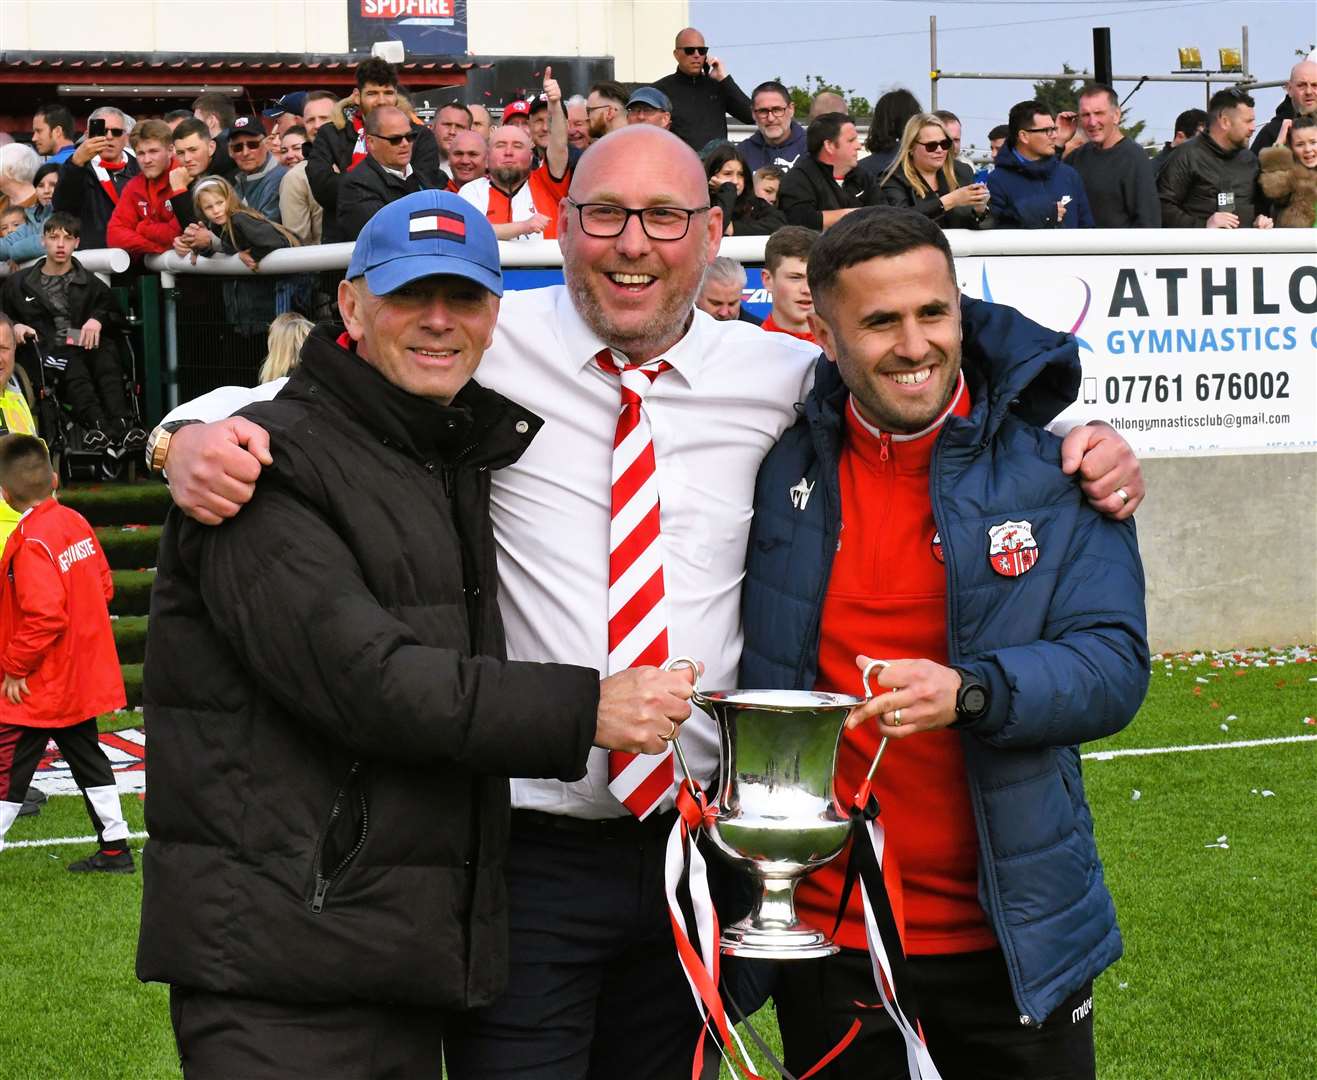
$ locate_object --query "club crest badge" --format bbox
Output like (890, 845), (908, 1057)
(987, 519), (1039, 577)
(789, 477), (814, 510)
(930, 530), (944, 564)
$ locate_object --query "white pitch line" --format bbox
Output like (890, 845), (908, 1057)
(3, 830), (149, 851)
(1083, 735), (1317, 761)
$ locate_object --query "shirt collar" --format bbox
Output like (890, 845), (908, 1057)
(555, 284), (705, 387)
(847, 371), (967, 443)
(380, 161), (413, 180)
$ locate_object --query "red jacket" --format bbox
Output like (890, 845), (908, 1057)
(106, 168), (185, 255)
(0, 499), (125, 728)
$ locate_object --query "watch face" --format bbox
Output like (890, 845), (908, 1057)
(962, 686), (988, 715)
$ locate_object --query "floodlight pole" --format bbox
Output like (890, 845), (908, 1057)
(930, 14), (938, 111)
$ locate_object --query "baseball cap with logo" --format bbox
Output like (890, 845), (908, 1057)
(263, 92), (308, 119)
(228, 115), (267, 143)
(502, 100), (532, 119)
(347, 189), (503, 298)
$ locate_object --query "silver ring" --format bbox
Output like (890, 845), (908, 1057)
(1115, 487), (1130, 505)
(659, 720), (678, 742)
(891, 708), (903, 727)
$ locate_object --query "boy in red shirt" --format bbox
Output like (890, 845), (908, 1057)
(0, 435), (130, 871)
(760, 225), (819, 342)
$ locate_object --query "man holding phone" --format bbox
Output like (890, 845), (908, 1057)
(52, 107), (140, 250)
(653, 26), (754, 151)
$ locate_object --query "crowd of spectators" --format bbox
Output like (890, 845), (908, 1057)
(0, 32), (1310, 404)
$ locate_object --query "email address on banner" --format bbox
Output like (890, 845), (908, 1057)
(1108, 412), (1293, 434)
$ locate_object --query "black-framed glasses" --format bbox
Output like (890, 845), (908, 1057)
(1023, 125), (1059, 136)
(681, 46), (709, 56)
(753, 105), (789, 119)
(370, 131), (420, 145)
(566, 199), (711, 241)
(917, 138), (954, 152)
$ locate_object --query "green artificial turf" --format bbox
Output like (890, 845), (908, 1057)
(60, 482), (173, 527)
(2, 651), (1313, 1080)
(109, 571), (154, 618)
(96, 526), (163, 572)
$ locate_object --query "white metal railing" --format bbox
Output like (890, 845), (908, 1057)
(0, 247), (130, 278)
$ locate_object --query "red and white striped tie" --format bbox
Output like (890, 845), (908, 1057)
(597, 348), (676, 819)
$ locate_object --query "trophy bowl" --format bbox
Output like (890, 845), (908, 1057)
(668, 660), (862, 960)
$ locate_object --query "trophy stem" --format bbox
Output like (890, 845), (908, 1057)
(719, 875), (840, 960)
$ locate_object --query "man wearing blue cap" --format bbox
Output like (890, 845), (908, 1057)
(135, 190), (693, 1078)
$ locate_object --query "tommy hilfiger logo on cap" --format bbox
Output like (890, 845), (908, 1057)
(409, 208), (467, 242)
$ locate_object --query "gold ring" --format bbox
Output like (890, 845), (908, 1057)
(660, 720), (678, 742)
(1116, 487), (1130, 505)
(891, 708), (903, 727)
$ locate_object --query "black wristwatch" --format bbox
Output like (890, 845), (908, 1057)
(951, 668), (990, 727)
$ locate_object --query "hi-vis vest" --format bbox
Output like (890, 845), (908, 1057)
(0, 382), (37, 547)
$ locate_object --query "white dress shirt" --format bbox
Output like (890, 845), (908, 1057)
(165, 286), (819, 818)
(479, 287), (817, 816)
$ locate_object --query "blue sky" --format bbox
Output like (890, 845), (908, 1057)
(688, 0), (1316, 147)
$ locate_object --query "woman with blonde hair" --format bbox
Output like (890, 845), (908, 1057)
(879, 112), (991, 229)
(258, 312), (313, 383)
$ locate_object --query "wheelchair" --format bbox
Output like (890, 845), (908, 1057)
(15, 329), (147, 483)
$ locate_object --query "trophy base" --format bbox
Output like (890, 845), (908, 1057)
(719, 920), (840, 960)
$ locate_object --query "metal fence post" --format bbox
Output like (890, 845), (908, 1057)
(159, 270), (180, 415)
(137, 272), (165, 426)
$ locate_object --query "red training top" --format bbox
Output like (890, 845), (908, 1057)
(761, 314), (816, 343)
(0, 499), (125, 728)
(795, 378), (997, 956)
(107, 167), (186, 256)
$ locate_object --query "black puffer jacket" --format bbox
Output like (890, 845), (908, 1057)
(137, 328), (600, 1010)
(1157, 132), (1259, 227)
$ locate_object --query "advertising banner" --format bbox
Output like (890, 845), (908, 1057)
(956, 253), (1317, 455)
(348, 0), (468, 56)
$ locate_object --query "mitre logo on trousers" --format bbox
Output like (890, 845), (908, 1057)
(987, 519), (1039, 577)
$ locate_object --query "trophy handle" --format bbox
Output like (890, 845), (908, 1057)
(859, 658), (893, 789)
(662, 656), (706, 791)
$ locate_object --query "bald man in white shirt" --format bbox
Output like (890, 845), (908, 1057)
(152, 126), (1145, 1080)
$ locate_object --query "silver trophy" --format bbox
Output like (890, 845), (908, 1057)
(665, 658), (891, 959)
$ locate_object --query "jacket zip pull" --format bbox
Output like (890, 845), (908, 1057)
(310, 874), (330, 913)
(879, 432), (890, 463)
(442, 464), (455, 497)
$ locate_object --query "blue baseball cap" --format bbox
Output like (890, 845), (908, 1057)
(346, 190), (503, 298)
(627, 86), (672, 113)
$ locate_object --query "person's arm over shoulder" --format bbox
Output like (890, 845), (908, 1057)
(0, 218), (48, 263)
(1, 539), (68, 678)
(186, 452), (598, 777)
(954, 499), (1148, 750)
(411, 126), (442, 179)
(335, 170), (382, 242)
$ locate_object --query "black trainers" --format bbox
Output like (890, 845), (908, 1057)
(68, 847), (135, 874)
(121, 425), (149, 451)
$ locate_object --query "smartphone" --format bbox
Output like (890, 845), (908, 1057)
(703, 61), (711, 76)
(973, 166), (991, 185)
(88, 117), (106, 138)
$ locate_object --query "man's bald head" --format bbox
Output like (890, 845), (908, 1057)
(448, 129), (488, 185)
(674, 26), (709, 77)
(809, 92), (848, 120)
(569, 124), (706, 205)
(364, 105), (408, 135)
(1288, 60), (1317, 116)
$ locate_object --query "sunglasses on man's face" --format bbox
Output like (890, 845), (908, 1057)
(101, 128), (126, 138)
(681, 46), (709, 56)
(228, 140), (265, 153)
(370, 131), (419, 145)
(918, 138), (954, 153)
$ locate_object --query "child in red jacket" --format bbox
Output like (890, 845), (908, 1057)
(105, 118), (184, 257)
(0, 435), (131, 871)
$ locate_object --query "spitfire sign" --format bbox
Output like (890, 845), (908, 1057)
(349, 0), (467, 55)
